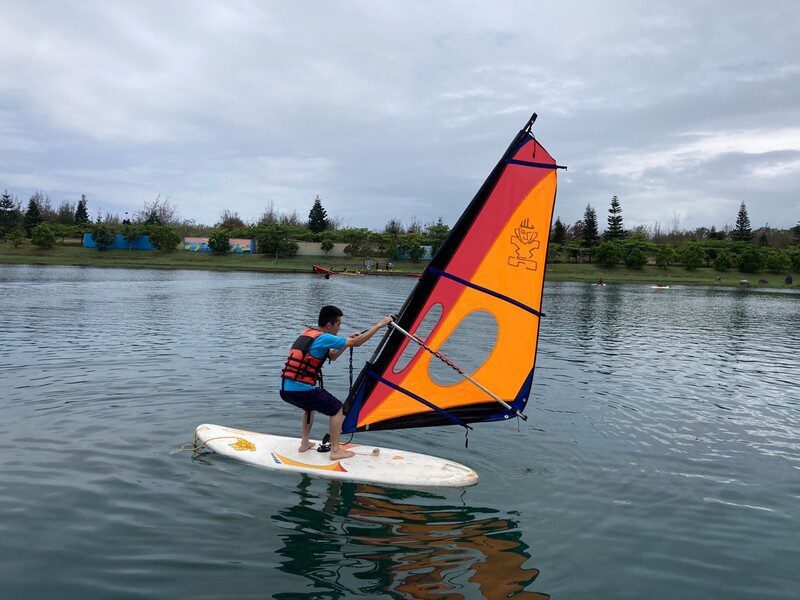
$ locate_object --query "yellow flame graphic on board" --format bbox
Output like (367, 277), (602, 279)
(230, 438), (256, 451)
(273, 452), (348, 472)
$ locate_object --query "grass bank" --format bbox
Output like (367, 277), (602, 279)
(0, 242), (427, 274)
(0, 241), (797, 289)
(545, 262), (797, 289)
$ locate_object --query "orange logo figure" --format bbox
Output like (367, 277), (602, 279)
(508, 218), (540, 270)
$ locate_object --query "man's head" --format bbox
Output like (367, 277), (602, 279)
(318, 305), (343, 334)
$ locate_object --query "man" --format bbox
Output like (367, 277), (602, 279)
(280, 305), (393, 460)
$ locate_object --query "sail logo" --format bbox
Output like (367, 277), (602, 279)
(508, 218), (540, 270)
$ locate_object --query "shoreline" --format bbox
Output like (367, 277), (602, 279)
(1, 245), (797, 290)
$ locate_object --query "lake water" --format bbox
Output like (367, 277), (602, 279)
(1, 265), (798, 599)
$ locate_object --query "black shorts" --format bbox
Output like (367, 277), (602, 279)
(280, 387), (343, 416)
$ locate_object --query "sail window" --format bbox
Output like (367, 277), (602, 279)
(428, 310), (498, 387)
(392, 303), (443, 373)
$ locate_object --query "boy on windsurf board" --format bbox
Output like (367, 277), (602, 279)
(281, 305), (393, 460)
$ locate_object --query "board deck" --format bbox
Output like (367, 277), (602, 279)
(195, 424), (479, 488)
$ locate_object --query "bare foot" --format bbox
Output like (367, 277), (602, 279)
(330, 449), (356, 460)
(298, 441), (316, 452)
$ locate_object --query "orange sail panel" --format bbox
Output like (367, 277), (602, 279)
(343, 115), (562, 433)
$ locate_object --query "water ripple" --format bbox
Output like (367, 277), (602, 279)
(1, 267), (798, 598)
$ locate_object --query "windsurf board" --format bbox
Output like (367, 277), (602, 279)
(195, 423), (479, 488)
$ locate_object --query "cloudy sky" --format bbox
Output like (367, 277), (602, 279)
(1, 1), (798, 231)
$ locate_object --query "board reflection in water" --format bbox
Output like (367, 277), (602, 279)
(272, 477), (549, 599)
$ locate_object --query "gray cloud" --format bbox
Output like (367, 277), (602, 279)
(0, 1), (798, 230)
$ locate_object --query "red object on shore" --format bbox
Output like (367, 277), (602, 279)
(406, 273), (422, 278)
(312, 265), (334, 276)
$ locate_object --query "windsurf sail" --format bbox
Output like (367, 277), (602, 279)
(343, 113), (564, 433)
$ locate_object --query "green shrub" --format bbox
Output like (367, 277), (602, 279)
(677, 242), (704, 271)
(624, 248), (648, 269)
(91, 224), (116, 251)
(31, 223), (56, 249)
(788, 247), (800, 272)
(736, 246), (764, 273)
(280, 239), (298, 258)
(700, 241), (736, 267)
(0, 191), (20, 236)
(255, 232), (273, 254)
(339, 228), (372, 257)
(408, 242), (425, 262)
(702, 244), (718, 267)
(121, 224), (140, 251)
(370, 232), (389, 255)
(227, 226), (252, 239)
(74, 222), (92, 236)
(207, 229), (231, 255)
(386, 235), (405, 260)
(427, 219), (450, 254)
(562, 243), (582, 263)
(149, 226), (181, 251)
(714, 250), (734, 271)
(321, 237), (334, 255)
(623, 243), (649, 269)
(7, 229), (23, 248)
(257, 230), (299, 258)
(49, 223), (74, 244)
(546, 242), (564, 264)
(764, 249), (791, 274)
(595, 241), (623, 267)
(653, 244), (676, 267)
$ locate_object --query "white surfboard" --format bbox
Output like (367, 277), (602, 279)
(195, 423), (479, 488)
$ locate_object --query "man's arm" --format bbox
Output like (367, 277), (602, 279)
(343, 316), (393, 350)
(328, 335), (356, 361)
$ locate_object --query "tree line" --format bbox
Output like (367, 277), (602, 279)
(0, 191), (450, 260)
(0, 192), (187, 252)
(194, 197), (451, 259)
(2, 188), (798, 273)
(549, 197), (800, 275)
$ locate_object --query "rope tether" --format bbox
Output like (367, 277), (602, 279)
(169, 435), (250, 455)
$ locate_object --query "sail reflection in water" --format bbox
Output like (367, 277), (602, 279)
(272, 478), (549, 599)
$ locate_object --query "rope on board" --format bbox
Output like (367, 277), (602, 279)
(169, 435), (252, 455)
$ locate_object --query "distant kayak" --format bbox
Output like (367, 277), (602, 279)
(312, 266), (366, 277)
(651, 285), (670, 290)
(312, 265), (334, 276)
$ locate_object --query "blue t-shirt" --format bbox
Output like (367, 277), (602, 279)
(282, 333), (347, 391)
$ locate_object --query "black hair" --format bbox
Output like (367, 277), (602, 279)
(318, 305), (343, 327)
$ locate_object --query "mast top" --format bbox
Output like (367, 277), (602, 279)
(523, 113), (538, 133)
